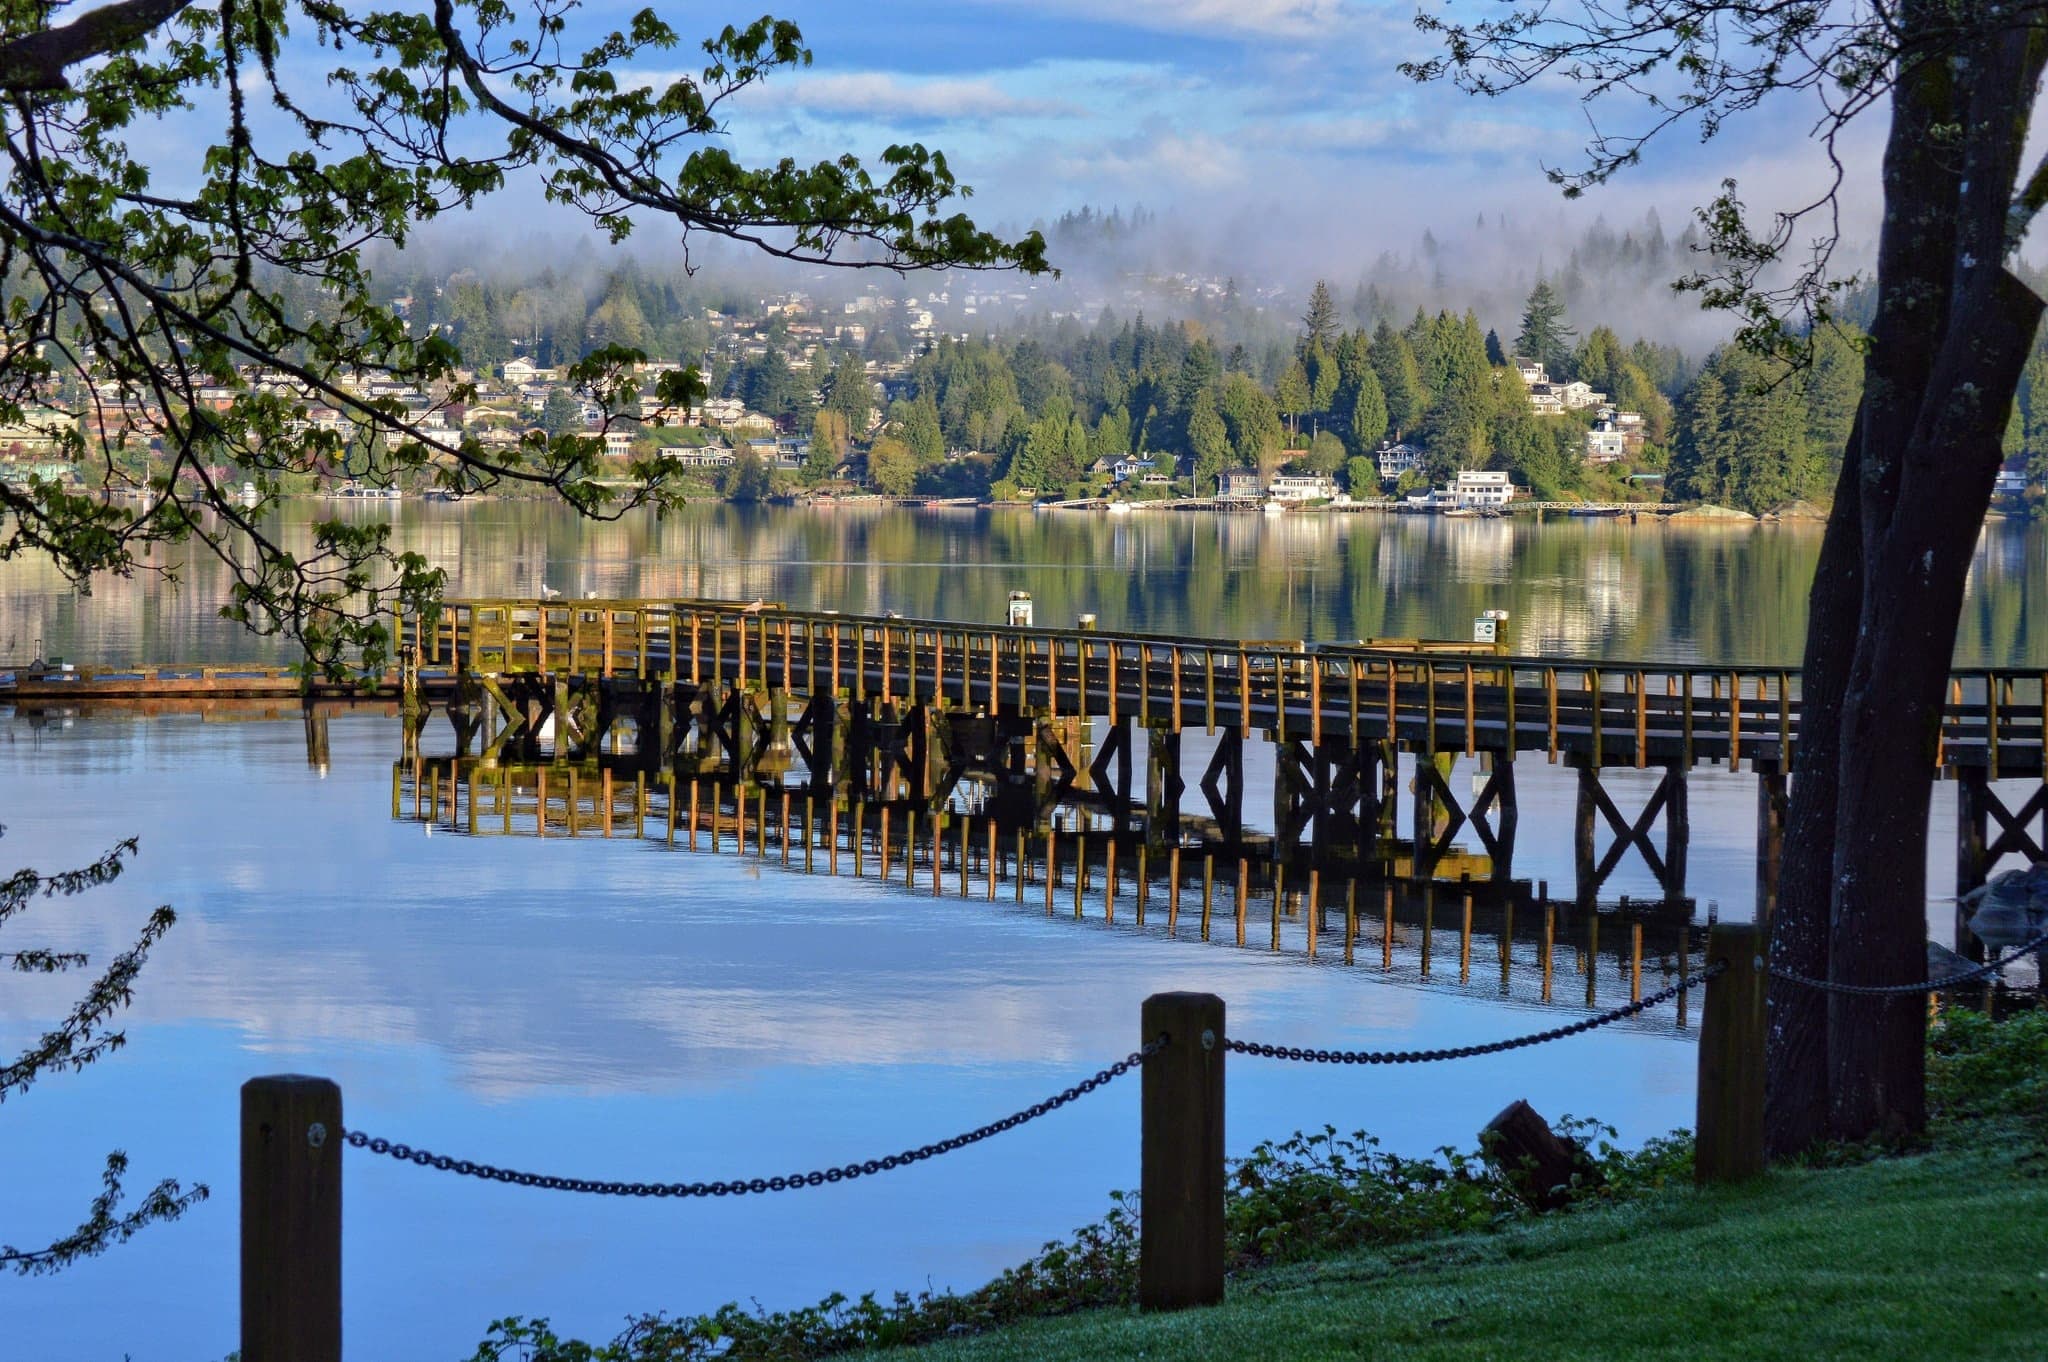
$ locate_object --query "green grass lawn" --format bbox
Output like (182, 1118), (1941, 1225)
(890, 1128), (2048, 1362)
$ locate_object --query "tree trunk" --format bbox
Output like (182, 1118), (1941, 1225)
(1764, 414), (1860, 1158)
(1765, 18), (1959, 1156)
(1769, 5), (2048, 1149)
(1823, 17), (2048, 1140)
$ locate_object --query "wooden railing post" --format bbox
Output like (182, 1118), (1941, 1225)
(1140, 991), (1225, 1311)
(242, 1074), (342, 1362)
(1695, 924), (1765, 1185)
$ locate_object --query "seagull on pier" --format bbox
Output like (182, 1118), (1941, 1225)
(539, 582), (562, 600)
(740, 598), (767, 614)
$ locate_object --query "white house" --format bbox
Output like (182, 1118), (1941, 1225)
(1267, 472), (1338, 502)
(1513, 357), (1547, 385)
(1554, 380), (1608, 411)
(663, 445), (736, 468)
(1585, 423), (1628, 465)
(1375, 441), (1422, 483)
(501, 358), (557, 386)
(1447, 470), (1516, 507)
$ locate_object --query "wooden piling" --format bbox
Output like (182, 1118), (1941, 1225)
(1696, 922), (1766, 1185)
(1139, 992), (1225, 1312)
(241, 1075), (342, 1362)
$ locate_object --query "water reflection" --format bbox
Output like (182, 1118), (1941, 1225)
(393, 754), (1714, 1031)
(2, 711), (1714, 1361)
(10, 501), (2045, 668)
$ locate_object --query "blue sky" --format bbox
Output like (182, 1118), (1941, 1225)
(165, 0), (1881, 295)
(592, 0), (1882, 265)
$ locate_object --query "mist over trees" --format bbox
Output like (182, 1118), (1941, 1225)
(346, 211), (1940, 513)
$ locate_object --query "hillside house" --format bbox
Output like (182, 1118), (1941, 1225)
(501, 358), (557, 386)
(662, 445), (736, 469)
(1376, 441), (1422, 483)
(1585, 422), (1628, 465)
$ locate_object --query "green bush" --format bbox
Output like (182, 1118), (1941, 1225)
(1928, 1006), (2048, 1131)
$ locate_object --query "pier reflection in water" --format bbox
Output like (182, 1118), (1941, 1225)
(394, 751), (1710, 1030)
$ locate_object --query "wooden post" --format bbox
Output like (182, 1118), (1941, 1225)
(1139, 992), (1225, 1312)
(242, 1075), (342, 1362)
(1755, 761), (1787, 923)
(1696, 923), (1766, 1185)
(1955, 764), (1991, 961)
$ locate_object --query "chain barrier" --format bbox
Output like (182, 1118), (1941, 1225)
(340, 1036), (1166, 1197)
(1226, 965), (1724, 1065)
(1767, 925), (2048, 998)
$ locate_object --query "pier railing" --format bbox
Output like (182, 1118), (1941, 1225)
(402, 598), (2048, 774)
(239, 919), (2048, 1357)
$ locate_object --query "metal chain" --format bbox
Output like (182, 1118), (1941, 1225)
(1767, 925), (2048, 998)
(340, 1036), (1166, 1197)
(1226, 965), (1724, 1065)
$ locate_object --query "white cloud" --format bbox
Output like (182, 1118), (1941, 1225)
(976, 0), (1357, 41)
(1049, 126), (1249, 194)
(774, 71), (1085, 121)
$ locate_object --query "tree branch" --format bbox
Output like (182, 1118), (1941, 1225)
(0, 0), (198, 92)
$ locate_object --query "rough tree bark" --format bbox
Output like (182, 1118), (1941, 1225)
(1816, 18), (2048, 1142)
(1764, 413), (1858, 1158)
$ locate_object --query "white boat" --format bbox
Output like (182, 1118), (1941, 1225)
(1261, 501), (1286, 516)
(1106, 501), (1133, 516)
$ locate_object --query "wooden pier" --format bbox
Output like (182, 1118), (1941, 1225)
(397, 597), (2048, 943)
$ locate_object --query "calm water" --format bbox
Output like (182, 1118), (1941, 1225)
(3, 504), (2039, 1360)
(3, 499), (2044, 666)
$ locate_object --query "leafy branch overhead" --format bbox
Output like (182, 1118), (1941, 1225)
(0, 0), (1047, 674)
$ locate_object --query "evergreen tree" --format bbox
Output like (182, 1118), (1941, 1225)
(1187, 390), (1230, 493)
(1669, 360), (1732, 503)
(1369, 321), (1427, 438)
(741, 350), (803, 425)
(1515, 279), (1575, 379)
(1573, 325), (1626, 395)
(1305, 341), (1340, 417)
(824, 352), (873, 432)
(1301, 280), (1340, 352)
(895, 395), (945, 462)
(1348, 367), (1389, 453)
(1274, 358), (1311, 434)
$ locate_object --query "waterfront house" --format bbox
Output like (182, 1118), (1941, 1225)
(1217, 469), (1263, 502)
(1447, 470), (1516, 507)
(1267, 471), (1338, 502)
